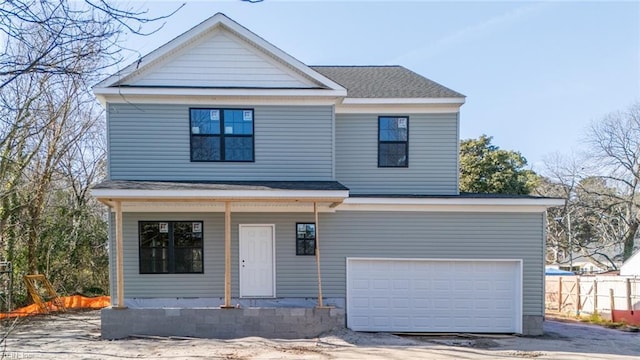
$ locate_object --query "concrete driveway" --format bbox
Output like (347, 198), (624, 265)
(1, 311), (638, 359)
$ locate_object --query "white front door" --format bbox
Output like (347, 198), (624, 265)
(239, 225), (275, 297)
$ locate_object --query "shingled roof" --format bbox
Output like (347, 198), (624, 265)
(93, 180), (348, 191)
(311, 66), (464, 99)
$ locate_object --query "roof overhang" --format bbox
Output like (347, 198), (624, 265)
(341, 97), (466, 105)
(335, 97), (465, 114)
(91, 181), (562, 214)
(91, 180), (349, 212)
(338, 196), (564, 213)
(93, 188), (348, 202)
(93, 87), (347, 107)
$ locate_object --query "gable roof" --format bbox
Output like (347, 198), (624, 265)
(94, 13), (345, 97)
(311, 66), (464, 99)
(93, 13), (464, 108)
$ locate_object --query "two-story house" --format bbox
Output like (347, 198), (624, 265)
(92, 13), (562, 339)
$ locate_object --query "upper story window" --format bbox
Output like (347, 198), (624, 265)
(139, 221), (204, 274)
(378, 116), (409, 167)
(190, 108), (254, 162)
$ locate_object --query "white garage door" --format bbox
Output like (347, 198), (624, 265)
(347, 258), (522, 333)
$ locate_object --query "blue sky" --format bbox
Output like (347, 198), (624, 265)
(124, 0), (639, 172)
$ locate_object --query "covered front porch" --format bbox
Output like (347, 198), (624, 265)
(91, 180), (349, 339)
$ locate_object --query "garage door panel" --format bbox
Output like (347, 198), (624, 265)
(412, 299), (431, 309)
(393, 279), (410, 290)
(351, 279), (369, 290)
(393, 297), (410, 308)
(350, 316), (369, 327)
(347, 258), (522, 333)
(351, 297), (369, 308)
(433, 280), (451, 290)
(372, 298), (389, 308)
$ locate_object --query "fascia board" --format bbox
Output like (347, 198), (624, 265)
(93, 87), (347, 97)
(342, 197), (564, 206)
(91, 188), (349, 200)
(337, 197), (564, 212)
(95, 94), (343, 107)
(335, 103), (462, 114)
(341, 97), (466, 105)
(337, 204), (557, 213)
(119, 202), (338, 213)
(95, 95), (342, 108)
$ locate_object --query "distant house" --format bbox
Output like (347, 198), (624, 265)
(553, 259), (608, 274)
(621, 251), (640, 276)
(548, 251), (620, 275)
(91, 13), (562, 339)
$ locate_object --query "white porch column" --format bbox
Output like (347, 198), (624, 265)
(114, 200), (126, 308)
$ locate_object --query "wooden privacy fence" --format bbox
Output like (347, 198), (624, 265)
(545, 275), (640, 324)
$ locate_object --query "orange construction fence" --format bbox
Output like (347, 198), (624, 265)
(0, 295), (110, 319)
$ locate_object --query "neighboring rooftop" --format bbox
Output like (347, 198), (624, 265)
(311, 65), (464, 99)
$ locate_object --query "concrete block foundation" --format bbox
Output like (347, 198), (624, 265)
(523, 315), (544, 336)
(101, 307), (346, 339)
(102, 307), (543, 338)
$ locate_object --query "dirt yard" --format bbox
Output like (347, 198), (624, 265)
(1, 310), (638, 359)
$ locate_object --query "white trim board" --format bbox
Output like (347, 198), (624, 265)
(95, 87), (346, 98)
(97, 94), (342, 107)
(338, 196), (563, 213)
(91, 188), (349, 200)
(341, 97), (465, 105)
(116, 201), (339, 213)
(335, 103), (463, 114)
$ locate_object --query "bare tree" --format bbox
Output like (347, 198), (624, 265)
(535, 153), (580, 265)
(0, 1), (180, 305)
(585, 102), (640, 261)
(537, 152), (627, 269)
(0, 0), (183, 88)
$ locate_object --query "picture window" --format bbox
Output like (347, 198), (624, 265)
(139, 221), (203, 274)
(190, 108), (254, 162)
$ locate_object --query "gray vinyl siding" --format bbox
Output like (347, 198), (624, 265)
(107, 104), (333, 181)
(319, 211), (545, 316)
(122, 213), (225, 297)
(335, 113), (459, 195)
(128, 31), (311, 88)
(118, 211), (544, 316)
(121, 212), (317, 298)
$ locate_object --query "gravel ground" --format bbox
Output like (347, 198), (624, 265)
(1, 310), (638, 359)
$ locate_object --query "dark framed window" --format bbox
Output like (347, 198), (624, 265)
(378, 116), (409, 167)
(190, 108), (254, 162)
(139, 221), (204, 274)
(296, 223), (316, 256)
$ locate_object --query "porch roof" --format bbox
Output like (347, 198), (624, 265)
(94, 180), (348, 191)
(91, 180), (349, 207)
